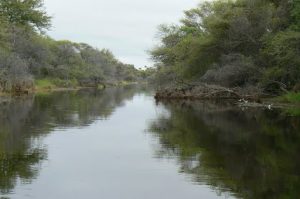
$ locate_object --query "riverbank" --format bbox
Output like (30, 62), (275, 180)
(0, 78), (141, 96)
(154, 84), (300, 110)
(155, 84), (262, 101)
(35, 79), (141, 92)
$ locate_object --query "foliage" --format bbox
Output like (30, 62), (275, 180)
(201, 54), (259, 87)
(151, 0), (300, 92)
(277, 92), (300, 103)
(290, 0), (300, 31)
(0, 0), (51, 31)
(0, 49), (33, 92)
(34, 78), (77, 90)
(35, 78), (56, 90)
(262, 31), (300, 88)
(0, 0), (143, 93)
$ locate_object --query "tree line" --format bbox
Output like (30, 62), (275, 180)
(151, 0), (300, 94)
(0, 0), (143, 93)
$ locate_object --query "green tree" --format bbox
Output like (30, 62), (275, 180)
(0, 0), (51, 31)
(262, 31), (300, 88)
(291, 0), (300, 30)
(151, 0), (300, 91)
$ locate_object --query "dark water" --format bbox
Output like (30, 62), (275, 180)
(0, 87), (299, 199)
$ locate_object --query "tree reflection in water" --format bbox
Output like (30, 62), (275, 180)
(149, 100), (300, 199)
(0, 86), (143, 194)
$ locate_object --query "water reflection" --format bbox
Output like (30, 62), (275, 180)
(1, 87), (300, 198)
(149, 100), (300, 199)
(0, 86), (144, 195)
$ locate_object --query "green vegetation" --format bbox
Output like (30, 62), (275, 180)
(284, 107), (300, 116)
(277, 92), (300, 103)
(151, 0), (300, 94)
(35, 79), (57, 90)
(0, 0), (146, 94)
(35, 78), (79, 91)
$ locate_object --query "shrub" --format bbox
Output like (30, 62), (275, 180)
(201, 54), (259, 87)
(0, 52), (33, 92)
(262, 31), (300, 88)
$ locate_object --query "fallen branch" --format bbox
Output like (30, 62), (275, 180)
(155, 84), (262, 102)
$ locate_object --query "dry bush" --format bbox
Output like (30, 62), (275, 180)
(0, 52), (33, 92)
(201, 54), (259, 87)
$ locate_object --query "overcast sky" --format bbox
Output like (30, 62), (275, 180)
(44, 0), (201, 68)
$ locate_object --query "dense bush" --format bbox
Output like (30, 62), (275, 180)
(262, 31), (300, 89)
(201, 54), (258, 87)
(0, 0), (143, 93)
(0, 49), (33, 92)
(151, 0), (300, 93)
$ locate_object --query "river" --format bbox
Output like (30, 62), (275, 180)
(0, 86), (299, 199)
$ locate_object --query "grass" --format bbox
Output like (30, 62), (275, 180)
(277, 92), (300, 116)
(35, 78), (80, 91)
(21, 78), (137, 94)
(35, 79), (57, 90)
(284, 108), (300, 116)
(277, 92), (300, 103)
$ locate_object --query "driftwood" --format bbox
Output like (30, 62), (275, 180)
(155, 84), (261, 102)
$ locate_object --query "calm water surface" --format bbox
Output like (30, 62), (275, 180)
(0, 86), (300, 199)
